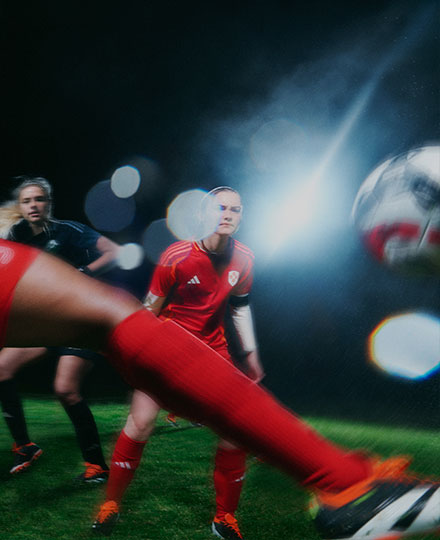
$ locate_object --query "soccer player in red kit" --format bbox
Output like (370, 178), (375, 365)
(1, 239), (439, 539)
(93, 187), (264, 539)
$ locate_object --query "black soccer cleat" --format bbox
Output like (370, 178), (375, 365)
(92, 500), (120, 536)
(212, 513), (244, 540)
(10, 442), (43, 474)
(75, 462), (109, 484)
(310, 457), (440, 539)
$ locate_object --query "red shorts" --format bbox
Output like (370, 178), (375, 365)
(158, 315), (232, 363)
(211, 343), (232, 363)
(0, 240), (39, 347)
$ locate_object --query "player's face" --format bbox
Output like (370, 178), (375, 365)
(19, 186), (50, 226)
(214, 190), (242, 236)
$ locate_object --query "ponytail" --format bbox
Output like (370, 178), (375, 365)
(0, 201), (22, 239)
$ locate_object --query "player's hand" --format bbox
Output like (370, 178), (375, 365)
(244, 350), (265, 383)
(78, 265), (93, 276)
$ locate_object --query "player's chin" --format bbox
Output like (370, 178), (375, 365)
(28, 216), (43, 224)
(217, 224), (235, 234)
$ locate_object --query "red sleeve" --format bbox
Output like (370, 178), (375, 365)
(149, 260), (176, 298)
(147, 242), (191, 298)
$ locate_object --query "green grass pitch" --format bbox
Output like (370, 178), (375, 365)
(0, 398), (438, 539)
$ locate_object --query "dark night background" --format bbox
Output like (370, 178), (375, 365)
(2, 1), (439, 427)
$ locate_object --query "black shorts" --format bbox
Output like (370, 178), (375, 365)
(49, 347), (105, 363)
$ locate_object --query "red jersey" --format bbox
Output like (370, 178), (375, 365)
(149, 239), (254, 351)
(0, 239), (39, 347)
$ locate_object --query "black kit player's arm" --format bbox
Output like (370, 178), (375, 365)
(66, 221), (119, 275)
(86, 235), (119, 275)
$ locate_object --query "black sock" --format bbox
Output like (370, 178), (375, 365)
(63, 400), (108, 469)
(0, 379), (31, 447)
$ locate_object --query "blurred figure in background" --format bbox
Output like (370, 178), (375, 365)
(0, 176), (118, 481)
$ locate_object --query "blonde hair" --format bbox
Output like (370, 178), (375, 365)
(0, 202), (22, 239)
(0, 176), (53, 239)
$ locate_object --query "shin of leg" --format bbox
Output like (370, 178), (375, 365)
(106, 428), (150, 504)
(54, 356), (106, 466)
(0, 348), (46, 446)
(0, 378), (31, 446)
(214, 440), (247, 518)
(105, 391), (159, 504)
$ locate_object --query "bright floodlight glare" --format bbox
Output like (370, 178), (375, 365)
(111, 165), (141, 198)
(117, 243), (144, 270)
(166, 189), (221, 241)
(142, 218), (178, 264)
(263, 178), (322, 255)
(368, 312), (440, 380)
(253, 5), (437, 259)
(249, 118), (308, 173)
(84, 180), (136, 232)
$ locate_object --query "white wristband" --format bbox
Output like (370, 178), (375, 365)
(143, 291), (159, 310)
(231, 304), (257, 353)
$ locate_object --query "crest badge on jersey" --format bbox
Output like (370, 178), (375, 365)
(228, 270), (239, 287)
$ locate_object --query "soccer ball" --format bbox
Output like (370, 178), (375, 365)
(351, 144), (440, 274)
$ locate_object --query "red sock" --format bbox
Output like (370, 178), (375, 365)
(106, 310), (371, 493)
(105, 429), (146, 504)
(214, 447), (247, 519)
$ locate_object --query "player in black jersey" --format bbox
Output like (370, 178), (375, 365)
(0, 176), (119, 481)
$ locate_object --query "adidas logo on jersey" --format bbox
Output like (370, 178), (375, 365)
(187, 275), (200, 285)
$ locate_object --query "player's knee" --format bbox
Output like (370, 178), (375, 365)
(0, 359), (20, 380)
(0, 354), (21, 380)
(133, 417), (155, 439)
(126, 412), (155, 441)
(0, 365), (16, 381)
(54, 384), (81, 406)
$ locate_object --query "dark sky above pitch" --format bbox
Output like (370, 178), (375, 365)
(3, 0), (439, 423)
(3, 1), (438, 199)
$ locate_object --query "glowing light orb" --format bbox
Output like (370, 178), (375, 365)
(84, 180), (135, 232)
(117, 243), (144, 270)
(141, 219), (177, 264)
(166, 189), (220, 241)
(111, 166), (141, 198)
(368, 312), (440, 380)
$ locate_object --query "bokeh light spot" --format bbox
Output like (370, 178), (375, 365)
(166, 189), (220, 241)
(368, 312), (440, 380)
(111, 166), (141, 198)
(84, 180), (135, 232)
(117, 243), (144, 270)
(142, 218), (178, 265)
